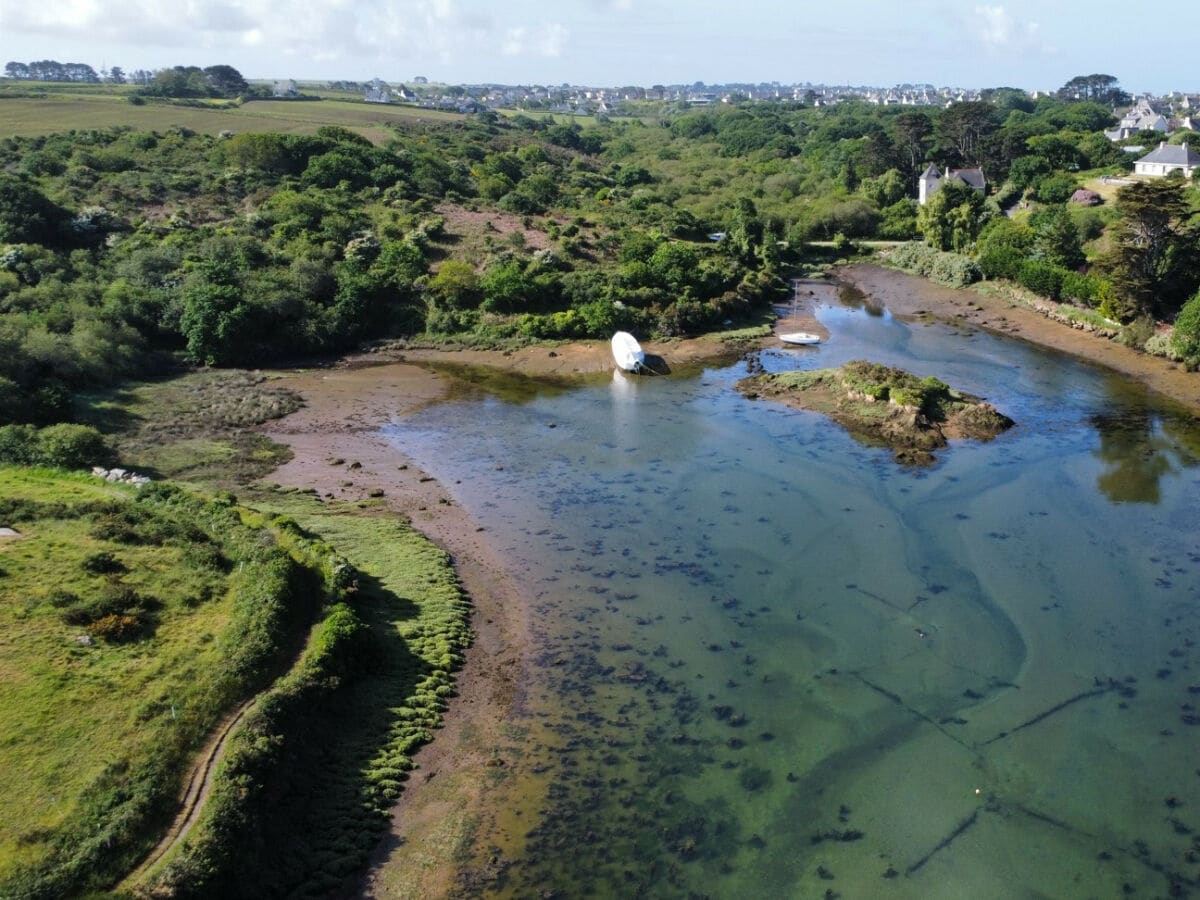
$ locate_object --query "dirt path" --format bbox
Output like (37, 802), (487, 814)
(116, 700), (253, 891)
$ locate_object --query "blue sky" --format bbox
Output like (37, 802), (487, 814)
(0, 0), (1189, 94)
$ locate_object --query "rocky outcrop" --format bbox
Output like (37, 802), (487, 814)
(737, 360), (1014, 465)
(92, 466), (152, 486)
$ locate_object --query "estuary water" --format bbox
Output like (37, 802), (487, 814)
(387, 284), (1200, 898)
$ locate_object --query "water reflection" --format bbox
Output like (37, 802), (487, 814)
(391, 293), (1200, 899)
(1092, 410), (1199, 504)
(837, 281), (886, 316)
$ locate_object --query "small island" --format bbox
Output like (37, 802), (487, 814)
(737, 360), (1014, 464)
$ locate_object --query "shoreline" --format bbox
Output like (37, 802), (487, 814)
(259, 363), (532, 900)
(255, 270), (1196, 896)
(839, 262), (1200, 417)
(257, 334), (749, 898)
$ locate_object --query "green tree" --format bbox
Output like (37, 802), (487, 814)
(0, 175), (68, 244)
(1057, 74), (1129, 106)
(860, 169), (908, 207)
(203, 65), (248, 97)
(427, 261), (479, 310)
(892, 110), (933, 173)
(917, 180), (988, 251)
(725, 198), (763, 264)
(1170, 290), (1200, 364)
(1103, 180), (1200, 320)
(179, 251), (248, 365)
(1032, 207), (1085, 270)
(936, 101), (997, 165)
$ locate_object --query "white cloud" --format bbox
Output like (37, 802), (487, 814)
(0, 0), (565, 71)
(502, 23), (567, 58)
(973, 5), (1051, 53)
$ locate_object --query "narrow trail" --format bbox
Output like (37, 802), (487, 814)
(115, 699), (254, 892)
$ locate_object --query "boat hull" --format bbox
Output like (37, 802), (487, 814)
(779, 332), (821, 345)
(611, 331), (646, 371)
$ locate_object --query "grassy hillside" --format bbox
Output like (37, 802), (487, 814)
(0, 92), (462, 143)
(143, 490), (471, 897)
(0, 468), (328, 896)
(0, 460), (472, 899)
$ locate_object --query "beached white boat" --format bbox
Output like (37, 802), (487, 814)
(611, 331), (646, 372)
(779, 332), (821, 346)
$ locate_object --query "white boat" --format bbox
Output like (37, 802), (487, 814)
(779, 332), (821, 346)
(611, 331), (646, 372)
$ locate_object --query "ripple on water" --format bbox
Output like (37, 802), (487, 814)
(388, 298), (1200, 898)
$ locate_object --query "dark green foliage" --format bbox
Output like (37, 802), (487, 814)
(0, 175), (69, 245)
(1102, 179), (1200, 321)
(1171, 291), (1200, 366)
(917, 180), (989, 251)
(0, 423), (113, 467)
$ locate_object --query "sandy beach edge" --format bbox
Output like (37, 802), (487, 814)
(254, 266), (1197, 896)
(255, 335), (753, 898)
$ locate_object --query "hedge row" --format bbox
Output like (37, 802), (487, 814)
(889, 242), (981, 288)
(977, 246), (1112, 306)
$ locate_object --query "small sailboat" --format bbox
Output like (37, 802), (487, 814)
(611, 331), (646, 372)
(779, 332), (821, 346)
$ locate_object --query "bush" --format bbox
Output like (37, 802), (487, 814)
(929, 253), (981, 288)
(1117, 315), (1157, 350)
(1144, 331), (1181, 360)
(81, 550), (126, 575)
(1015, 260), (1064, 300)
(889, 242), (980, 288)
(36, 423), (114, 468)
(1170, 291), (1200, 364)
(1060, 271), (1110, 307)
(87, 613), (147, 643)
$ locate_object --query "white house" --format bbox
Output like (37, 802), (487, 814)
(364, 78), (391, 104)
(1133, 142), (1200, 178)
(1106, 98), (1170, 141)
(918, 164), (987, 205)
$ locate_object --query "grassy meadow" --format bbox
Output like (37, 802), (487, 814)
(0, 88), (462, 144)
(0, 467), (326, 895)
(144, 489), (473, 896)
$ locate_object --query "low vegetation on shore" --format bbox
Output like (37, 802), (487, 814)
(0, 470), (323, 896)
(0, 463), (471, 899)
(1, 69), (1197, 897)
(737, 360), (1014, 464)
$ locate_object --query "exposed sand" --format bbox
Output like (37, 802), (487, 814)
(840, 264), (1200, 416)
(257, 269), (1197, 898)
(258, 335), (748, 898)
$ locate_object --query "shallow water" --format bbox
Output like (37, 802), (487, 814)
(387, 287), (1200, 898)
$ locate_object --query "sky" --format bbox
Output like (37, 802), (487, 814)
(0, 0), (1191, 94)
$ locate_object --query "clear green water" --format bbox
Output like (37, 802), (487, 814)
(389, 287), (1200, 898)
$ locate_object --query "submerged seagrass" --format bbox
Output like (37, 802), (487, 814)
(736, 360), (1014, 464)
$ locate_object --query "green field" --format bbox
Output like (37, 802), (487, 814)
(0, 467), (330, 896)
(0, 90), (463, 143)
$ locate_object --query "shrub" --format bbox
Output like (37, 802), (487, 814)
(1060, 271), (1110, 307)
(87, 613), (147, 643)
(1170, 291), (1200, 364)
(929, 253), (981, 288)
(1117, 315), (1156, 350)
(889, 242), (980, 288)
(81, 550), (126, 575)
(36, 423), (114, 469)
(1144, 331), (1181, 360)
(1015, 260), (1064, 300)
